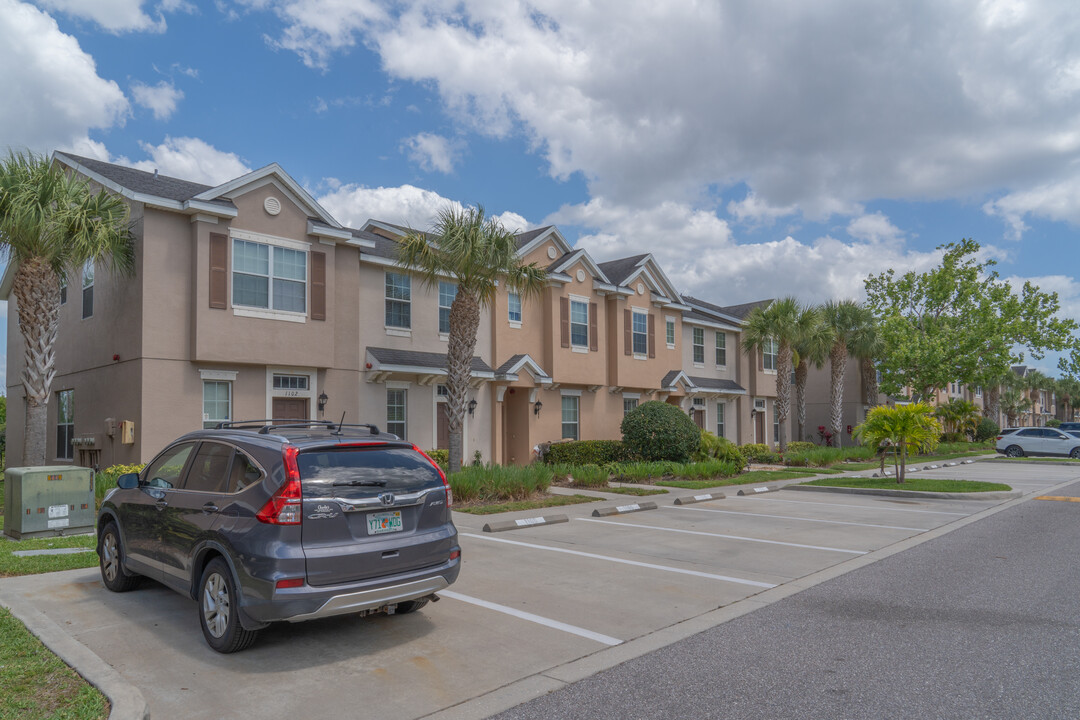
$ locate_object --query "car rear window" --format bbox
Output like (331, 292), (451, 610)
(296, 446), (442, 492)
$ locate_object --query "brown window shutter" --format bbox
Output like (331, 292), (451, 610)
(209, 233), (227, 309)
(310, 251), (326, 321)
(589, 302), (598, 351)
(624, 309), (632, 356)
(648, 313), (655, 358)
(560, 297), (570, 348)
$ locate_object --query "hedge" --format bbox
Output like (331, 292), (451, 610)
(545, 439), (630, 466)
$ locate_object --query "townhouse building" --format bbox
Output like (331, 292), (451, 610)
(3, 153), (786, 469)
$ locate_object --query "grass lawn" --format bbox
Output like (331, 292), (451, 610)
(455, 493), (601, 515)
(800, 477), (1011, 492)
(0, 608), (109, 720)
(603, 486), (669, 496)
(0, 531), (98, 578)
(838, 450), (993, 472)
(655, 469), (825, 490)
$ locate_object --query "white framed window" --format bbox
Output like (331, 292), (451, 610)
(387, 388), (407, 439)
(763, 338), (778, 372)
(632, 309), (648, 355)
(385, 272), (411, 328)
(437, 384), (449, 398)
(715, 332), (726, 366)
(716, 403), (725, 439)
(570, 299), (588, 348)
(273, 374), (309, 390)
(438, 281), (456, 334)
(773, 403), (779, 443)
(56, 389), (74, 460)
(623, 398), (638, 415)
(81, 260), (94, 319)
(562, 395), (579, 440)
(203, 381), (231, 429)
(508, 292), (522, 324)
(665, 317), (676, 347)
(232, 239), (307, 313)
(975, 386), (982, 398)
(692, 327), (705, 364)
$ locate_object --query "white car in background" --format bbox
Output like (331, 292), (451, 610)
(996, 427), (1080, 458)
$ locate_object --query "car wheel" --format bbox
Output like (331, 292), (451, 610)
(1071, 447), (1080, 459)
(199, 558), (258, 653)
(99, 522), (140, 592)
(392, 598), (429, 615)
(1005, 445), (1024, 458)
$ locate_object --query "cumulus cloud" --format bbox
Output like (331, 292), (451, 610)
(318, 183), (530, 232)
(131, 80), (184, 120)
(401, 132), (461, 173)
(116, 137), (252, 185)
(0, 0), (129, 156)
(36, 0), (166, 32)
(983, 175), (1080, 240)
(846, 212), (905, 244)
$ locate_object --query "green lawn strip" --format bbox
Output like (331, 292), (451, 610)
(0, 608), (109, 720)
(836, 451), (992, 472)
(602, 486), (668, 496)
(800, 477), (1010, 492)
(0, 534), (98, 578)
(455, 494), (601, 515)
(655, 469), (822, 490)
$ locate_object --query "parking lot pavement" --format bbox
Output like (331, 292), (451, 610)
(2, 461), (1077, 720)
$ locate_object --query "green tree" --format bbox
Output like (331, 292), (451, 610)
(791, 305), (830, 442)
(820, 300), (875, 448)
(0, 151), (134, 466)
(865, 239), (1080, 402)
(1023, 369), (1050, 426)
(934, 397), (980, 440)
(854, 403), (942, 483)
(399, 206), (546, 473)
(1056, 376), (1080, 422)
(1000, 385), (1031, 427)
(742, 297), (806, 451)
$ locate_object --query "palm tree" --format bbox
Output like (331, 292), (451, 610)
(934, 398), (980, 440)
(854, 403), (941, 483)
(791, 306), (830, 442)
(1024, 369), (1049, 426)
(1057, 376), (1080, 421)
(399, 206), (547, 473)
(851, 319), (882, 409)
(820, 300), (875, 448)
(742, 297), (804, 451)
(1000, 386), (1031, 427)
(979, 368), (1014, 427)
(0, 151), (134, 466)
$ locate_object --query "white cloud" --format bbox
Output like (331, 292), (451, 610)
(0, 0), (129, 156)
(318, 183), (531, 233)
(727, 192), (799, 226)
(846, 212), (905, 244)
(131, 80), (183, 120)
(983, 175), (1080, 240)
(401, 132), (461, 174)
(116, 137), (252, 185)
(35, 0), (166, 32)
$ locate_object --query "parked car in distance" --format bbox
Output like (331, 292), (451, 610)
(1058, 422), (1080, 432)
(996, 427), (1080, 459)
(96, 420), (460, 653)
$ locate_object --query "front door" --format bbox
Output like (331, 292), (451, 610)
(755, 411), (766, 444)
(273, 397), (309, 421)
(437, 403), (450, 450)
(692, 409), (705, 429)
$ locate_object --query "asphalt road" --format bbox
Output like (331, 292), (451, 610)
(490, 479), (1080, 720)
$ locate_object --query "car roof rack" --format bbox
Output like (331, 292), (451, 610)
(214, 420), (381, 435)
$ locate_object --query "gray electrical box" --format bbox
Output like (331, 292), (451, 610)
(3, 466), (95, 539)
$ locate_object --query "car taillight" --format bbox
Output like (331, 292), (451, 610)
(413, 444), (452, 508)
(257, 445), (303, 525)
(996, 436), (1003, 441)
(275, 578), (304, 589)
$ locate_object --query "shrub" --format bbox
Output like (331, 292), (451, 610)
(693, 431), (747, 472)
(550, 463), (610, 487)
(621, 401), (701, 462)
(939, 431), (966, 443)
(785, 441), (817, 454)
(425, 449), (449, 471)
(545, 439), (630, 466)
(96, 463), (145, 507)
(449, 464), (553, 503)
(973, 418), (1000, 443)
(738, 443), (781, 464)
(1047, 418), (1062, 428)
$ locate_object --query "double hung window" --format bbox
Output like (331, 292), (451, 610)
(561, 396), (579, 440)
(623, 398), (638, 415)
(716, 403), (725, 438)
(386, 389), (407, 439)
(632, 310), (648, 355)
(438, 281), (457, 334)
(570, 300), (588, 348)
(202, 381), (231, 429)
(233, 239), (307, 313)
(715, 332), (726, 366)
(385, 272), (411, 328)
(692, 327), (705, 364)
(82, 260), (94, 319)
(666, 318), (676, 347)
(56, 390), (74, 460)
(508, 292), (522, 324)
(763, 338), (778, 371)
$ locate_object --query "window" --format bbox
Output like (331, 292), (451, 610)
(716, 403), (725, 438)
(81, 260), (94, 319)
(232, 239), (307, 313)
(273, 374), (308, 390)
(975, 386), (982, 397)
(773, 403), (779, 443)
(715, 332), (726, 366)
(183, 442), (233, 493)
(227, 451), (263, 493)
(59, 275), (67, 305)
(692, 327), (705, 364)
(438, 281), (457, 334)
(387, 389), (407, 439)
(763, 338), (778, 371)
(202, 381), (231, 429)
(385, 272), (411, 328)
(561, 395), (579, 440)
(570, 299), (588, 348)
(144, 442), (196, 489)
(436, 384), (449, 398)
(666, 318), (675, 346)
(56, 389), (74, 460)
(623, 398), (638, 415)
(508, 292), (522, 324)
(632, 310), (648, 355)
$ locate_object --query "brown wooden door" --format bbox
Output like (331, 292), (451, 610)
(693, 408), (706, 429)
(755, 411), (765, 443)
(437, 403), (450, 450)
(272, 397), (309, 421)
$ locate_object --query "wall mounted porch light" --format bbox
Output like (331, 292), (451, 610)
(467, 399), (478, 416)
(318, 392), (329, 412)
(534, 400), (543, 417)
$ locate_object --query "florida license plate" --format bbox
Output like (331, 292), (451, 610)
(368, 511), (403, 535)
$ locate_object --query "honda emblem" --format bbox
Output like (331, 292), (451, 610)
(379, 492), (395, 506)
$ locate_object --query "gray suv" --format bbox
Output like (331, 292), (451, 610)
(96, 421), (460, 652)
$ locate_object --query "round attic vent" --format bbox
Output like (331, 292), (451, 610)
(576, 269), (586, 282)
(547, 246), (557, 259)
(264, 197), (282, 216)
(637, 282), (645, 295)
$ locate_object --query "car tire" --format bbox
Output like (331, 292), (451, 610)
(199, 558), (258, 653)
(99, 522), (141, 592)
(392, 598), (429, 615)
(1071, 447), (1080, 459)
(1005, 445), (1024, 458)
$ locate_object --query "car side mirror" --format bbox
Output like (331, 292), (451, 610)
(116, 473), (140, 490)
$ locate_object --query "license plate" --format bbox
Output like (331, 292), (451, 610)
(368, 511), (402, 535)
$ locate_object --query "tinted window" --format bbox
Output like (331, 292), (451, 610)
(1016, 429), (1040, 437)
(183, 443), (233, 493)
(144, 442), (196, 489)
(297, 447), (442, 494)
(1044, 429), (1068, 439)
(227, 451), (263, 493)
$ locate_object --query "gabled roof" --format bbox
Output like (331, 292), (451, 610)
(660, 370), (695, 390)
(494, 354), (552, 383)
(546, 248), (612, 284)
(597, 253), (682, 303)
(515, 226), (553, 249)
(1012, 365), (1030, 378)
(681, 309), (741, 332)
(717, 298), (773, 320)
(687, 376), (747, 394)
(516, 225), (572, 257)
(682, 295), (745, 325)
(597, 254), (649, 286)
(366, 347), (493, 377)
(192, 163), (341, 228)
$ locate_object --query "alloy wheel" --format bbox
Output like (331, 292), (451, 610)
(102, 533), (119, 583)
(202, 572), (230, 638)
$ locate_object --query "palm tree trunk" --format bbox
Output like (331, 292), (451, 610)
(775, 342), (792, 451)
(984, 386), (1000, 423)
(860, 356), (878, 407)
(795, 360), (808, 442)
(446, 288), (480, 474)
(13, 258), (60, 467)
(829, 342), (847, 448)
(898, 442), (906, 483)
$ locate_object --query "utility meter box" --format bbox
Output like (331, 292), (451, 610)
(3, 466), (95, 539)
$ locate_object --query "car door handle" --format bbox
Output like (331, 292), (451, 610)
(202, 503), (219, 514)
(155, 499), (168, 511)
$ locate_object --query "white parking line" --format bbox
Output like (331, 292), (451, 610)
(439, 590), (622, 646)
(662, 505), (929, 531)
(578, 518), (868, 555)
(738, 496), (969, 516)
(460, 532), (776, 588)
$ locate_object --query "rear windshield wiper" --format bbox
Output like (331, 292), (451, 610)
(332, 479), (388, 487)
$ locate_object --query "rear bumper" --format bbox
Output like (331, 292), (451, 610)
(286, 575), (449, 622)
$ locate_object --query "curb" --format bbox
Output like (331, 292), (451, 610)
(674, 492), (726, 505)
(482, 515), (569, 533)
(786, 484), (1022, 501)
(737, 486), (775, 496)
(591, 501), (658, 517)
(0, 590), (149, 720)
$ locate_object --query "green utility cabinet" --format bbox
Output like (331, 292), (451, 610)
(3, 466), (95, 539)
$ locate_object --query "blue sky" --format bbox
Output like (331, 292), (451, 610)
(3, 0), (1080, 388)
